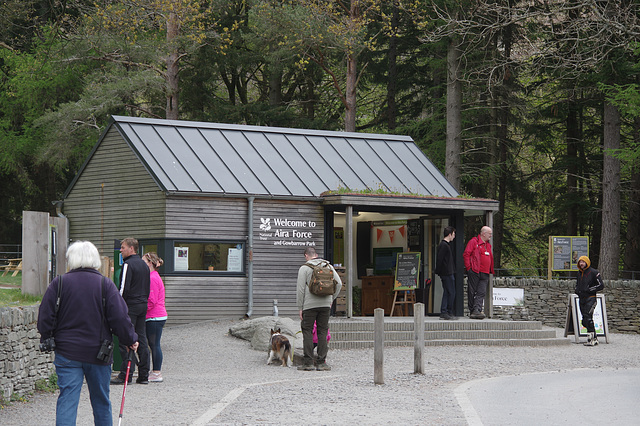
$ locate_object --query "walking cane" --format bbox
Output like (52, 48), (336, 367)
(118, 350), (136, 426)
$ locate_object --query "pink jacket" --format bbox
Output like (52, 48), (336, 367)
(312, 322), (331, 344)
(146, 270), (167, 319)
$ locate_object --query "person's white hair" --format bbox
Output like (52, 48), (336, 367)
(66, 240), (102, 271)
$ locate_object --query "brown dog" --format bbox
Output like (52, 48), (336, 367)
(267, 328), (291, 367)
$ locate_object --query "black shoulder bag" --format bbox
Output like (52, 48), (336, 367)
(96, 277), (115, 362)
(39, 277), (62, 352)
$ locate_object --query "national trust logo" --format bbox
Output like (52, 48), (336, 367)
(260, 217), (271, 231)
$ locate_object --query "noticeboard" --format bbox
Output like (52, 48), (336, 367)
(564, 294), (609, 343)
(394, 252), (420, 290)
(549, 236), (589, 272)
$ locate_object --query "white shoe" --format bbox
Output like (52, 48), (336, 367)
(149, 372), (163, 382)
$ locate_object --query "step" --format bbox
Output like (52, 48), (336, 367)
(327, 317), (570, 347)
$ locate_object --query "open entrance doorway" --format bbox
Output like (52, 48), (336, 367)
(329, 211), (461, 317)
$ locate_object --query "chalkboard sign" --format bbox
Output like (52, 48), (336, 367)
(394, 252), (421, 290)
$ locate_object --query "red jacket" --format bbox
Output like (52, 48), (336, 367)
(463, 234), (494, 274)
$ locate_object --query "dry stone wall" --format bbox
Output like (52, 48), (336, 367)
(0, 305), (54, 400)
(493, 278), (640, 333)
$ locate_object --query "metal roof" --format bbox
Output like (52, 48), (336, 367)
(97, 115), (459, 198)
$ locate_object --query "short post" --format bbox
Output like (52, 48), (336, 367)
(272, 299), (278, 317)
(414, 302), (425, 374)
(374, 308), (384, 384)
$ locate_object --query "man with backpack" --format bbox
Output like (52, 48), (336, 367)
(296, 247), (342, 371)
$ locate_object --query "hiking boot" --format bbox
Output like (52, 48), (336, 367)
(136, 376), (149, 384)
(110, 376), (131, 385)
(297, 364), (315, 371)
(316, 363), (331, 371)
(470, 311), (485, 320)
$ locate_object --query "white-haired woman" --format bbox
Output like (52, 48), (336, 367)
(38, 241), (138, 426)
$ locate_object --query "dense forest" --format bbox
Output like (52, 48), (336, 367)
(1, 0), (639, 278)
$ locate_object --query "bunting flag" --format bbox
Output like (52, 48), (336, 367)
(398, 225), (406, 239)
(389, 230), (395, 243)
(377, 228), (383, 242)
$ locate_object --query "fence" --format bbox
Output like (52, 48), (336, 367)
(0, 245), (22, 264)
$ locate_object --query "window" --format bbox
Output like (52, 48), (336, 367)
(172, 241), (245, 273)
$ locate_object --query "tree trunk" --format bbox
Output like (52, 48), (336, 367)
(566, 91), (579, 235)
(445, 36), (462, 190)
(623, 117), (640, 278)
(598, 101), (621, 278)
(386, 1), (398, 131)
(166, 13), (180, 120)
(166, 11), (180, 120)
(345, 52), (357, 132)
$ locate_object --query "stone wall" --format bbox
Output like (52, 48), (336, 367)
(0, 304), (54, 400)
(492, 278), (640, 333)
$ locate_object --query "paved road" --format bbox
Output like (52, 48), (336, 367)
(1, 319), (639, 425)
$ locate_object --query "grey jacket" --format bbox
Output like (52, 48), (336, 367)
(296, 258), (342, 311)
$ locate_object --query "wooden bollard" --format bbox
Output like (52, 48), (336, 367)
(414, 302), (425, 374)
(374, 308), (384, 384)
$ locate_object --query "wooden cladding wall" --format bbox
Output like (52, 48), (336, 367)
(251, 199), (325, 317)
(165, 197), (248, 240)
(64, 128), (166, 255)
(163, 196), (249, 322)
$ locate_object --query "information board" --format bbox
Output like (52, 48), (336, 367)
(394, 252), (420, 290)
(549, 236), (589, 272)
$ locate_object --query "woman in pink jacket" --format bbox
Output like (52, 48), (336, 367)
(142, 252), (167, 383)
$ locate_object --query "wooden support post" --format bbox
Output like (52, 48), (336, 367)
(374, 308), (384, 384)
(414, 303), (425, 374)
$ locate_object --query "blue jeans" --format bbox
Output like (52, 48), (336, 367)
(440, 274), (455, 315)
(146, 319), (166, 371)
(54, 352), (112, 426)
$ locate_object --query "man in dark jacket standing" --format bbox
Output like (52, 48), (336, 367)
(463, 226), (494, 319)
(112, 237), (151, 384)
(435, 226), (457, 320)
(575, 255), (604, 346)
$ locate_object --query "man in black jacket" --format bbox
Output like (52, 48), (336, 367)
(575, 255), (604, 346)
(435, 226), (457, 320)
(112, 237), (151, 384)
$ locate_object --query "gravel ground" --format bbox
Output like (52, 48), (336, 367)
(1, 318), (639, 425)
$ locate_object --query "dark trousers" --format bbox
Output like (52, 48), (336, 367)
(440, 274), (455, 315)
(301, 307), (330, 365)
(579, 296), (597, 333)
(118, 303), (150, 380)
(467, 270), (489, 313)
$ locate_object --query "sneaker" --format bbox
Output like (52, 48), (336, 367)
(149, 372), (163, 382)
(110, 376), (131, 385)
(297, 364), (315, 371)
(439, 313), (451, 320)
(447, 315), (459, 320)
(136, 377), (149, 384)
(316, 363), (331, 371)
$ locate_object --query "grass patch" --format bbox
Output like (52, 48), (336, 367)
(0, 273), (42, 308)
(35, 373), (58, 393)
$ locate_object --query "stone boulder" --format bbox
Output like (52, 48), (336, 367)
(229, 316), (303, 356)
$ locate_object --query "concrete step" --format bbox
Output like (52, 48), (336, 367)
(327, 317), (570, 347)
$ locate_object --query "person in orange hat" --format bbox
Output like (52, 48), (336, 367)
(575, 256), (604, 346)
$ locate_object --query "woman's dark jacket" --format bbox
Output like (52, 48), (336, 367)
(38, 268), (137, 365)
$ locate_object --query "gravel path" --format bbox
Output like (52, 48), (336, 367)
(1, 319), (639, 425)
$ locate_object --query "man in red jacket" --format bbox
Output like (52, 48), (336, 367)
(463, 226), (494, 319)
